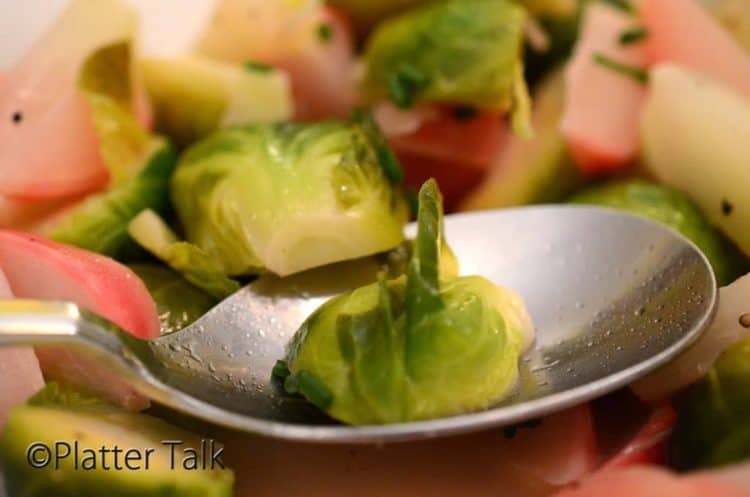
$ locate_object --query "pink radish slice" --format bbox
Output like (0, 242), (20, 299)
(227, 405), (597, 497)
(552, 466), (748, 497)
(561, 3), (646, 173)
(640, 0), (750, 97)
(0, 0), (141, 199)
(0, 267), (45, 430)
(602, 404), (676, 469)
(0, 231), (159, 410)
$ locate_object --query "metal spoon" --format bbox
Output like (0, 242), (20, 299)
(0, 206), (716, 443)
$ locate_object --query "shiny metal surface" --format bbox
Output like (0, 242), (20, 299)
(0, 206), (717, 443)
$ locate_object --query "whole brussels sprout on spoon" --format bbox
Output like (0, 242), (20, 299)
(274, 180), (535, 425)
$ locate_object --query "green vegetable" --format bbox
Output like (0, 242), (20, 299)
(141, 56), (292, 147)
(0, 400), (234, 496)
(48, 143), (177, 259)
(279, 180), (533, 424)
(171, 117), (408, 277)
(128, 210), (240, 300)
(671, 337), (750, 469)
(462, 68), (583, 210)
(361, 0), (532, 135)
(591, 53), (649, 83)
(79, 41), (161, 186)
(569, 179), (746, 285)
(129, 264), (216, 335)
(28, 382), (111, 408)
(619, 26), (648, 45)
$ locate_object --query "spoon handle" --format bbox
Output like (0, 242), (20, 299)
(0, 300), (82, 346)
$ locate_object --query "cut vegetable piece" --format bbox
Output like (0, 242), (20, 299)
(141, 56), (293, 146)
(361, 0), (531, 134)
(640, 0), (750, 97)
(551, 466), (747, 497)
(0, 0), (140, 199)
(195, 1), (356, 120)
(561, 2), (646, 173)
(0, 268), (45, 431)
(227, 405), (595, 497)
(632, 273), (750, 404)
(569, 179), (746, 285)
(129, 264), (216, 335)
(171, 118), (407, 276)
(503, 404), (598, 486)
(0, 196), (83, 232)
(0, 231), (159, 409)
(48, 143), (177, 259)
(128, 209), (240, 300)
(0, 404), (234, 497)
(602, 404), (676, 468)
(282, 181), (534, 424)
(641, 64), (750, 257)
(462, 69), (582, 210)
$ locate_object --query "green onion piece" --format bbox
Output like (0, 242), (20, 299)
(316, 22), (333, 43)
(243, 60), (273, 73)
(284, 370), (333, 410)
(619, 27), (648, 45)
(592, 53), (649, 84)
(272, 360), (291, 380)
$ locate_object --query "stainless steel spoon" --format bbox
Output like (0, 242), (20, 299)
(0, 206), (717, 443)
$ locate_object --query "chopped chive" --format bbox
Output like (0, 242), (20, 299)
(271, 360), (291, 380)
(453, 105), (478, 121)
(284, 370), (333, 410)
(397, 64), (429, 90)
(11, 111), (22, 124)
(592, 53), (649, 83)
(619, 26), (648, 45)
(316, 22), (333, 43)
(388, 74), (414, 108)
(243, 60), (273, 73)
(603, 0), (634, 12)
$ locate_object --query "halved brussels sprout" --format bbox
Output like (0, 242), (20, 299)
(360, 0), (532, 134)
(276, 180), (534, 425)
(171, 113), (408, 276)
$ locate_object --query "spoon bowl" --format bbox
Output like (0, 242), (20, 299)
(0, 206), (717, 443)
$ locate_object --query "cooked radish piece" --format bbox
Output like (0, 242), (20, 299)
(0, 0), (140, 199)
(561, 3), (646, 173)
(196, 1), (357, 120)
(228, 405), (597, 497)
(640, 0), (750, 97)
(0, 231), (159, 410)
(0, 268), (45, 429)
(552, 466), (748, 497)
(633, 272), (750, 403)
(602, 405), (676, 468)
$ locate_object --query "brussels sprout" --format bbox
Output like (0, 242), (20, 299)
(171, 114), (408, 277)
(48, 143), (177, 260)
(277, 180), (534, 425)
(129, 264), (217, 335)
(360, 0), (532, 135)
(671, 337), (750, 469)
(128, 209), (240, 300)
(569, 179), (748, 285)
(141, 56), (293, 147)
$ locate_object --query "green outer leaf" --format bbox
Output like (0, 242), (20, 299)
(128, 209), (240, 300)
(361, 0), (530, 127)
(28, 382), (111, 408)
(406, 179), (444, 324)
(128, 263), (216, 335)
(49, 143), (177, 260)
(79, 41), (155, 186)
(569, 179), (748, 285)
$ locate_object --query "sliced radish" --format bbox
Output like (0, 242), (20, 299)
(552, 466), (748, 497)
(632, 272), (750, 403)
(0, 267), (45, 430)
(227, 405), (596, 497)
(0, 0), (140, 199)
(0, 231), (159, 410)
(561, 2), (646, 173)
(602, 404), (677, 468)
(196, 1), (356, 120)
(640, 0), (750, 97)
